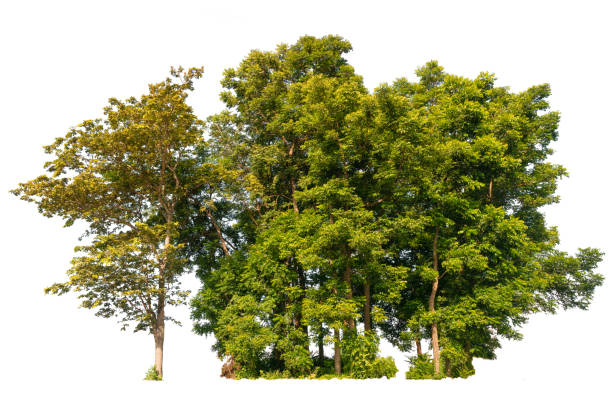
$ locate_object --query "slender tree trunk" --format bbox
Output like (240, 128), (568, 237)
(488, 177), (493, 203)
(334, 328), (341, 375)
(429, 227), (440, 376)
(431, 322), (439, 375)
(296, 264), (308, 349)
(272, 345), (282, 368)
(464, 342), (473, 372)
(290, 177), (299, 214)
(154, 325), (164, 378)
(344, 260), (355, 330)
(318, 328), (325, 366)
(206, 209), (230, 257)
(289, 172), (308, 345)
(273, 301), (285, 370)
(364, 278), (372, 331)
(415, 338), (422, 356)
(296, 264), (306, 326)
(153, 224), (170, 379)
(155, 257), (166, 379)
(154, 285), (166, 378)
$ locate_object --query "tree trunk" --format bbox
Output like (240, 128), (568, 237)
(206, 208), (230, 257)
(431, 322), (439, 375)
(344, 261), (355, 330)
(334, 328), (341, 375)
(428, 227), (440, 376)
(290, 177), (299, 214)
(488, 177), (493, 203)
(318, 329), (325, 366)
(364, 279), (372, 331)
(154, 326), (164, 379)
(155, 263), (166, 379)
(297, 264), (308, 338)
(272, 345), (282, 369)
(289, 176), (308, 345)
(154, 228), (170, 379)
(415, 338), (422, 356)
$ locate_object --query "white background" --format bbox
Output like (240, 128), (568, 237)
(1, 1), (610, 398)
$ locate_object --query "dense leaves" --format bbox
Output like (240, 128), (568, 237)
(13, 67), (214, 379)
(14, 35), (604, 381)
(190, 38), (603, 379)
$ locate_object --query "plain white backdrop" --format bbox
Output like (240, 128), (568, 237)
(1, 1), (610, 398)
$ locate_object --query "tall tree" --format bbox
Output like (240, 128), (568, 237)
(376, 61), (604, 377)
(192, 35), (356, 374)
(191, 35), (400, 378)
(12, 67), (205, 379)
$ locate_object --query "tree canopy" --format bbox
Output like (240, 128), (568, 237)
(12, 66), (213, 379)
(14, 35), (604, 381)
(190, 38), (603, 379)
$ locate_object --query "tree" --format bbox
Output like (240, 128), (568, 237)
(191, 35), (400, 378)
(12, 66), (205, 379)
(192, 40), (604, 380)
(373, 61), (604, 377)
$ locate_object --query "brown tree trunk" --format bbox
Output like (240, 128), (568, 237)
(488, 177), (493, 203)
(344, 261), (355, 330)
(153, 227), (170, 379)
(431, 322), (439, 375)
(429, 227), (440, 376)
(206, 209), (230, 257)
(415, 338), (422, 356)
(364, 279), (372, 331)
(334, 328), (341, 375)
(221, 355), (238, 379)
(154, 326), (164, 379)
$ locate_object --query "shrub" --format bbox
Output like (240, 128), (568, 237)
(405, 354), (435, 379)
(341, 331), (398, 379)
(371, 356), (399, 379)
(439, 343), (475, 378)
(144, 365), (162, 381)
(259, 369), (291, 379)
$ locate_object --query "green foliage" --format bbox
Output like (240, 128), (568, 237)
(215, 295), (277, 378)
(405, 347), (474, 379)
(14, 66), (211, 378)
(144, 365), (162, 381)
(405, 354), (436, 380)
(189, 37), (603, 380)
(370, 357), (399, 379)
(14, 66), (206, 332)
(191, 34), (403, 380)
(16, 34), (603, 381)
(440, 342), (475, 379)
(340, 331), (397, 378)
(280, 339), (313, 377)
(259, 369), (291, 379)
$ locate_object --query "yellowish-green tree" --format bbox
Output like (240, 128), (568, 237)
(12, 67), (204, 379)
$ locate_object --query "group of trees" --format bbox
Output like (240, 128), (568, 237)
(13, 35), (603, 380)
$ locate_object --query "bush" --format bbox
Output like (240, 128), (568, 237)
(259, 369), (291, 379)
(144, 365), (162, 381)
(371, 356), (399, 379)
(281, 345), (313, 377)
(405, 354), (435, 379)
(341, 331), (398, 379)
(439, 343), (475, 378)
